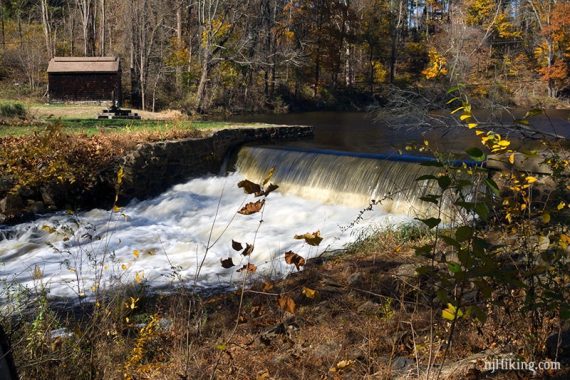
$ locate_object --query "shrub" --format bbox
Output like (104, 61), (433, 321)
(0, 101), (27, 119)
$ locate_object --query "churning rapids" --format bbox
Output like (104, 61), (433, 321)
(0, 145), (447, 302)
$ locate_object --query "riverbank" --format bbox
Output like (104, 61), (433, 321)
(3, 225), (569, 379)
(0, 122), (313, 224)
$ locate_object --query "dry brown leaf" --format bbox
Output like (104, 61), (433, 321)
(262, 280), (274, 292)
(238, 200), (265, 215)
(231, 240), (243, 251)
(256, 369), (271, 380)
(242, 243), (254, 256)
(238, 179), (262, 195)
(221, 258), (235, 269)
(237, 263), (257, 273)
(263, 183), (279, 196)
(294, 230), (323, 246)
(330, 359), (355, 372)
(284, 251), (306, 270)
(277, 294), (296, 314)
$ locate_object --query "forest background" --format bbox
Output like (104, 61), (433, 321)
(0, 0), (569, 115)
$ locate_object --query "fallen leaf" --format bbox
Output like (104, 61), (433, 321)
(237, 263), (257, 273)
(302, 287), (316, 299)
(242, 243), (254, 256)
(238, 179), (262, 195)
(221, 258), (235, 268)
(262, 281), (274, 292)
(256, 369), (271, 380)
(238, 200), (265, 215)
(133, 249), (140, 258)
(336, 359), (354, 369)
(294, 230), (323, 246)
(284, 251), (306, 270)
(330, 359), (355, 372)
(232, 240), (243, 251)
(277, 294), (296, 314)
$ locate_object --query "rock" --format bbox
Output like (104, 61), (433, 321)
(40, 185), (63, 207)
(391, 356), (416, 373)
(357, 301), (379, 314)
(27, 200), (45, 214)
(394, 263), (419, 278)
(348, 272), (364, 286)
(546, 327), (570, 363)
(0, 177), (15, 194)
(0, 194), (23, 215)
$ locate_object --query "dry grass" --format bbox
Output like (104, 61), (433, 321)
(7, 227), (562, 380)
(27, 102), (185, 121)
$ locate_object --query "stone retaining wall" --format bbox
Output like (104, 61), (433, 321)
(119, 126), (312, 201)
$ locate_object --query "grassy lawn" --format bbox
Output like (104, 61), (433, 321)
(0, 119), (237, 137)
(0, 99), (266, 137)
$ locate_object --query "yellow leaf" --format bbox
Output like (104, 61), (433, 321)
(262, 167), (275, 186)
(294, 231), (323, 246)
(116, 166), (124, 186)
(560, 234), (570, 250)
(126, 297), (139, 310)
(460, 114), (471, 121)
(542, 212), (551, 224)
(451, 106), (464, 114)
(498, 140), (511, 147)
(557, 201), (566, 210)
(133, 249), (140, 258)
(467, 123), (478, 129)
(336, 360), (354, 369)
(442, 303), (463, 321)
(112, 205), (121, 213)
(475, 130), (484, 136)
(509, 153), (515, 165)
(121, 263), (128, 270)
(41, 225), (56, 234)
(526, 176), (538, 184)
(135, 271), (144, 284)
(302, 287), (317, 299)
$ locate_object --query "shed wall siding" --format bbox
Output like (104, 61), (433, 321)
(48, 73), (121, 103)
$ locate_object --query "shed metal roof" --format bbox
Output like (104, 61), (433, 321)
(47, 57), (120, 73)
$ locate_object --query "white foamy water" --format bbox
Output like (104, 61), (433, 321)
(0, 172), (413, 302)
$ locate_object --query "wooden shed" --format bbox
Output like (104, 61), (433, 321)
(47, 57), (122, 104)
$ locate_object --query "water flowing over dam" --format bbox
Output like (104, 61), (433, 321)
(0, 139), (473, 303)
(236, 145), (449, 216)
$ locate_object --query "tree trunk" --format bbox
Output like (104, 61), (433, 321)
(195, 46), (209, 112)
(176, 0), (183, 91)
(0, 0), (5, 52)
(100, 0), (106, 56)
(40, 0), (53, 58)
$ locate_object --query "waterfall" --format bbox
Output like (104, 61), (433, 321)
(236, 145), (452, 217)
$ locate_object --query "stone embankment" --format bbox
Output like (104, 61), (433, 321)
(0, 125), (313, 224)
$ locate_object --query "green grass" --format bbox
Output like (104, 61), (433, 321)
(0, 119), (235, 137)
